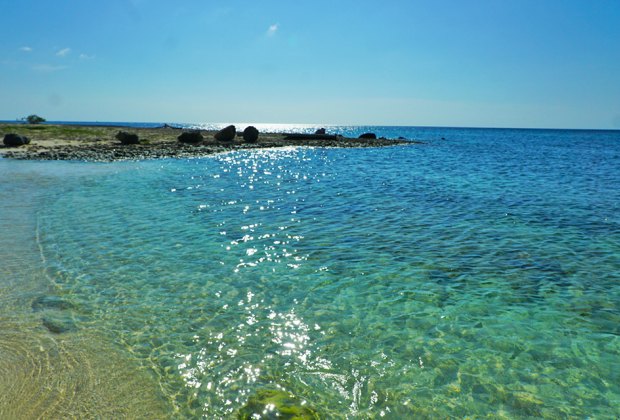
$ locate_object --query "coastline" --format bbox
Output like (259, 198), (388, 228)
(0, 123), (413, 162)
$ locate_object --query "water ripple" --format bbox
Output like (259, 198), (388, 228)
(32, 130), (620, 417)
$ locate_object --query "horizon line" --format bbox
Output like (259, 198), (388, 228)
(1, 119), (619, 132)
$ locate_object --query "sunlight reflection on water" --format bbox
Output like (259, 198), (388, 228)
(174, 294), (332, 416)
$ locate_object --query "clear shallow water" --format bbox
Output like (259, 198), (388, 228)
(0, 161), (169, 418)
(3, 126), (620, 417)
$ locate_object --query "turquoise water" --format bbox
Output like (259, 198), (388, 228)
(3, 127), (620, 417)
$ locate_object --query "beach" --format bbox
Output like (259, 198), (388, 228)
(0, 123), (411, 162)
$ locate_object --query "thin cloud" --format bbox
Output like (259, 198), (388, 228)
(33, 64), (68, 72)
(56, 47), (71, 57)
(20, 46), (33, 52)
(267, 23), (279, 36)
(79, 53), (95, 60)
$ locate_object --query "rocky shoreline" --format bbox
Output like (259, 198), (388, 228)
(0, 124), (414, 162)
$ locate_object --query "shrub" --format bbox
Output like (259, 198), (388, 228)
(26, 114), (46, 124)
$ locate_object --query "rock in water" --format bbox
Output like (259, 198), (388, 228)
(237, 389), (319, 419)
(178, 130), (204, 143)
(32, 295), (74, 312)
(42, 314), (76, 334)
(242, 126), (259, 143)
(315, 128), (326, 135)
(115, 131), (140, 145)
(3, 133), (30, 147)
(214, 125), (236, 142)
(358, 132), (377, 139)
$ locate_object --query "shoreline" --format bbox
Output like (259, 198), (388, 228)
(0, 123), (414, 162)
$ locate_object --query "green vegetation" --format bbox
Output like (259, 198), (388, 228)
(25, 114), (46, 124)
(1, 124), (107, 139)
(237, 389), (319, 419)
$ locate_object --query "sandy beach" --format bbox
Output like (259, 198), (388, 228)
(0, 123), (412, 162)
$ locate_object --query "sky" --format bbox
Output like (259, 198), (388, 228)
(1, 0), (620, 129)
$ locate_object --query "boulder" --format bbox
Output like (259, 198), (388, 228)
(3, 133), (30, 147)
(242, 126), (259, 143)
(315, 128), (326, 135)
(358, 132), (377, 139)
(214, 125), (236, 142)
(115, 131), (140, 145)
(177, 130), (204, 144)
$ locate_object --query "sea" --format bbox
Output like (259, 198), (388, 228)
(1, 123), (619, 418)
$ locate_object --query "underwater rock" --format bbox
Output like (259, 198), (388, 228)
(214, 125), (236, 142)
(115, 131), (140, 145)
(3, 133), (30, 147)
(177, 130), (204, 144)
(32, 295), (74, 312)
(237, 389), (319, 419)
(33, 295), (78, 333)
(42, 314), (77, 334)
(242, 126), (259, 143)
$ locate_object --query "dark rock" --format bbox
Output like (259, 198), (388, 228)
(242, 126), (259, 143)
(42, 314), (76, 334)
(178, 130), (204, 144)
(398, 136), (407, 140)
(32, 295), (74, 312)
(358, 132), (377, 139)
(315, 128), (326, 135)
(115, 131), (140, 145)
(238, 389), (319, 419)
(3, 133), (30, 147)
(214, 125), (236, 142)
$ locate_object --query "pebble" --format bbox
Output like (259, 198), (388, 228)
(1, 136), (413, 162)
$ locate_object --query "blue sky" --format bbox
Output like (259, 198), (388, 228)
(2, 0), (619, 128)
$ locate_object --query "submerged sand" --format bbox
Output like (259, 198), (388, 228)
(0, 172), (170, 417)
(0, 123), (413, 162)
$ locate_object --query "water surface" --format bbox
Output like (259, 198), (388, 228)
(2, 127), (620, 417)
